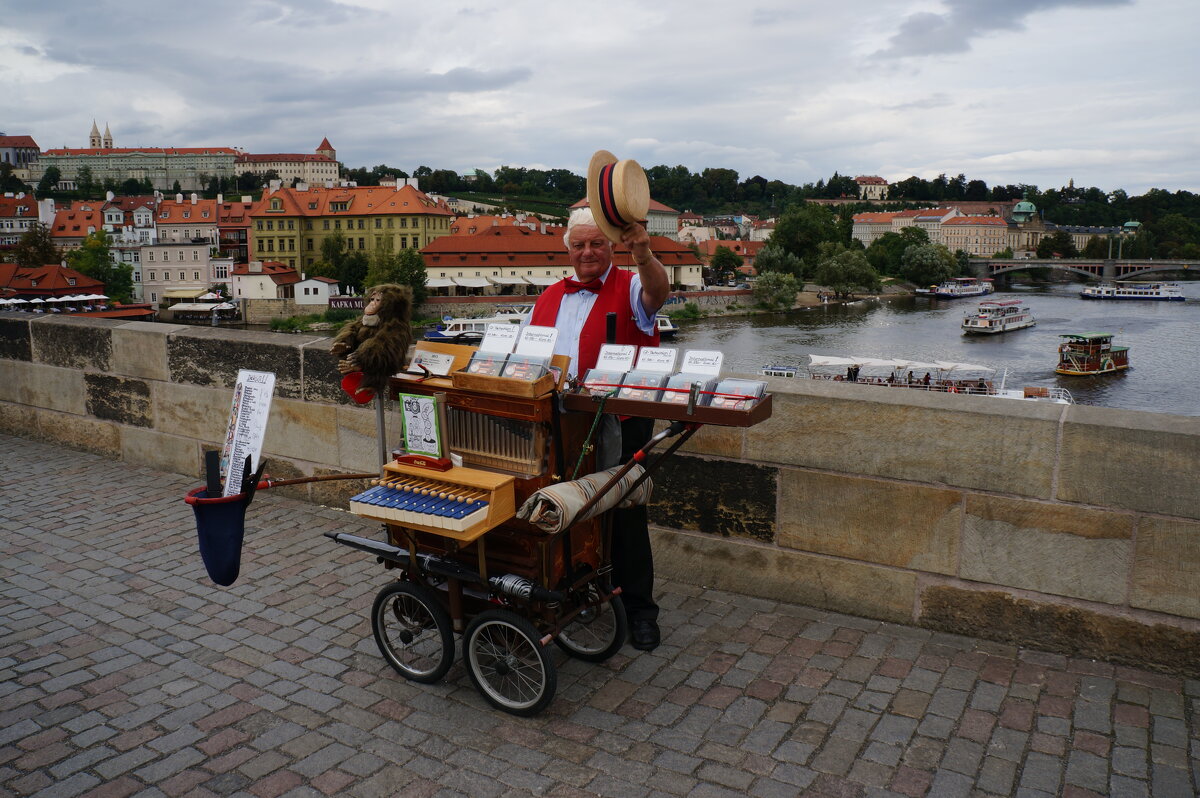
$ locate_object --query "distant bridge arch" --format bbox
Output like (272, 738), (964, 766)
(974, 259), (1199, 282)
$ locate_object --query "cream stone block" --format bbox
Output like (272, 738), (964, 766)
(336, 404), (386, 473)
(112, 322), (185, 382)
(0, 402), (38, 436)
(121, 425), (202, 478)
(34, 409), (120, 456)
(263, 397), (338, 464)
(962, 494), (1132, 605)
(1131, 517), (1200, 619)
(154, 381), (234, 442)
(652, 528), (916, 623)
(0, 361), (86, 415)
(778, 470), (960, 574)
(1058, 406), (1200, 520)
(672, 419), (746, 459)
(745, 382), (1060, 498)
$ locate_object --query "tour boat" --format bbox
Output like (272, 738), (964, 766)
(1054, 333), (1130, 376)
(915, 277), (994, 299)
(656, 316), (679, 339)
(761, 365), (798, 378)
(423, 315), (521, 344)
(961, 300), (1036, 335)
(806, 356), (1073, 403)
(1079, 281), (1185, 301)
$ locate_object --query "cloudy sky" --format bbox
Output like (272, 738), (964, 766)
(3, 0), (1197, 195)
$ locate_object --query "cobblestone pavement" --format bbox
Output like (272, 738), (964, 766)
(2, 432), (1198, 798)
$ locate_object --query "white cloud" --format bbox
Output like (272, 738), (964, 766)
(1, 0), (1197, 193)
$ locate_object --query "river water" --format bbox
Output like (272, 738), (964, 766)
(674, 281), (1200, 417)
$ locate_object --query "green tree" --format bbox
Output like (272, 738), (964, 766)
(11, 222), (61, 267)
(342, 251), (369, 294)
(36, 166), (61, 196)
(900, 243), (957, 287)
(75, 166), (95, 197)
(0, 163), (25, 193)
(811, 248), (880, 299)
(1082, 236), (1109, 259)
(317, 231), (349, 280)
(121, 178), (143, 195)
(393, 248), (427, 307)
(865, 227), (928, 276)
(752, 271), (800, 309)
(768, 203), (839, 265)
(365, 243), (404, 287)
(754, 244), (804, 278)
(66, 230), (134, 302)
(709, 245), (742, 283)
(1036, 230), (1078, 259)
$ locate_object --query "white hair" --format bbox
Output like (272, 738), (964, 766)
(563, 207), (599, 247)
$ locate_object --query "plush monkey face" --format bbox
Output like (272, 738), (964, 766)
(361, 293), (382, 327)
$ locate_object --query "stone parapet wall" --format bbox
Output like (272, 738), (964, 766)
(2, 312), (1198, 673)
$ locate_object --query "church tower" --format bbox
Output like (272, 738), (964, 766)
(89, 120), (101, 148)
(316, 137), (336, 161)
(102, 123), (113, 149)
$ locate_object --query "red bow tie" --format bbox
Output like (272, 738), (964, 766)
(563, 278), (603, 294)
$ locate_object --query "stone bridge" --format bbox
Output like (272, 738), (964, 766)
(971, 258), (1199, 282)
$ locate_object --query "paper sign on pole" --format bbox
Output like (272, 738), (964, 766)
(479, 323), (520, 354)
(515, 325), (558, 357)
(220, 370), (276, 496)
(595, 344), (637, 371)
(634, 346), (677, 373)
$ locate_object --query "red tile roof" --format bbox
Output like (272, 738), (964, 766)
(51, 206), (103, 238)
(231, 261), (295, 276)
(43, 147), (238, 156)
(571, 197), (681, 214)
(852, 212), (897, 223)
(0, 263), (104, 295)
(0, 136), (39, 148)
(421, 225), (700, 269)
(156, 198), (219, 224)
(855, 175), (888, 184)
(943, 216), (1008, 226)
(318, 137), (334, 151)
(448, 215), (561, 236)
(249, 184), (453, 218)
(0, 197), (37, 217)
(695, 240), (766, 257)
(235, 153), (336, 164)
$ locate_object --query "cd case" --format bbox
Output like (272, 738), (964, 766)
(618, 370), (669, 401)
(581, 369), (626, 396)
(465, 351), (508, 376)
(659, 374), (717, 405)
(501, 354), (550, 382)
(710, 378), (767, 410)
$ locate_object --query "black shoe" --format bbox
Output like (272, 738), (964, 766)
(629, 619), (660, 651)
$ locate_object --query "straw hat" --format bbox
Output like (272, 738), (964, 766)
(586, 150), (650, 243)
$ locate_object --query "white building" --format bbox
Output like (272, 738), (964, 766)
(294, 275), (339, 305)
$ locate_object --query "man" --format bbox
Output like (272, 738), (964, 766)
(528, 207), (669, 650)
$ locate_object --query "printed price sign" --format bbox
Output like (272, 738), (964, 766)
(220, 370), (275, 496)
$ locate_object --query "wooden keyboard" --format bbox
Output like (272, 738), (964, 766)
(349, 462), (515, 543)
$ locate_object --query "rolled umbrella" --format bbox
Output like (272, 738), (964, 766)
(516, 464), (653, 535)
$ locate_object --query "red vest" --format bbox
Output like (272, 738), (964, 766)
(530, 267), (660, 374)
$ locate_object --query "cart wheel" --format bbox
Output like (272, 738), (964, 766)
(463, 608), (556, 716)
(555, 587), (628, 663)
(371, 581), (453, 683)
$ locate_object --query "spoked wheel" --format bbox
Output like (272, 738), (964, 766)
(555, 586), (627, 663)
(371, 581), (454, 683)
(463, 608), (556, 716)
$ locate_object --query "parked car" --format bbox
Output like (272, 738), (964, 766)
(735, 282), (751, 290)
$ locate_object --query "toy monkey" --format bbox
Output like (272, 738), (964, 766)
(330, 283), (413, 395)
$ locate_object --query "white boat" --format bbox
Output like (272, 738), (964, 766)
(1080, 281), (1185, 301)
(656, 316), (679, 339)
(761, 365), (798, 378)
(806, 355), (1073, 404)
(424, 315), (521, 343)
(915, 277), (995, 299)
(961, 300), (1036, 335)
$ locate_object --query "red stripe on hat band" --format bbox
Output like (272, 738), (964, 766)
(599, 164), (626, 227)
